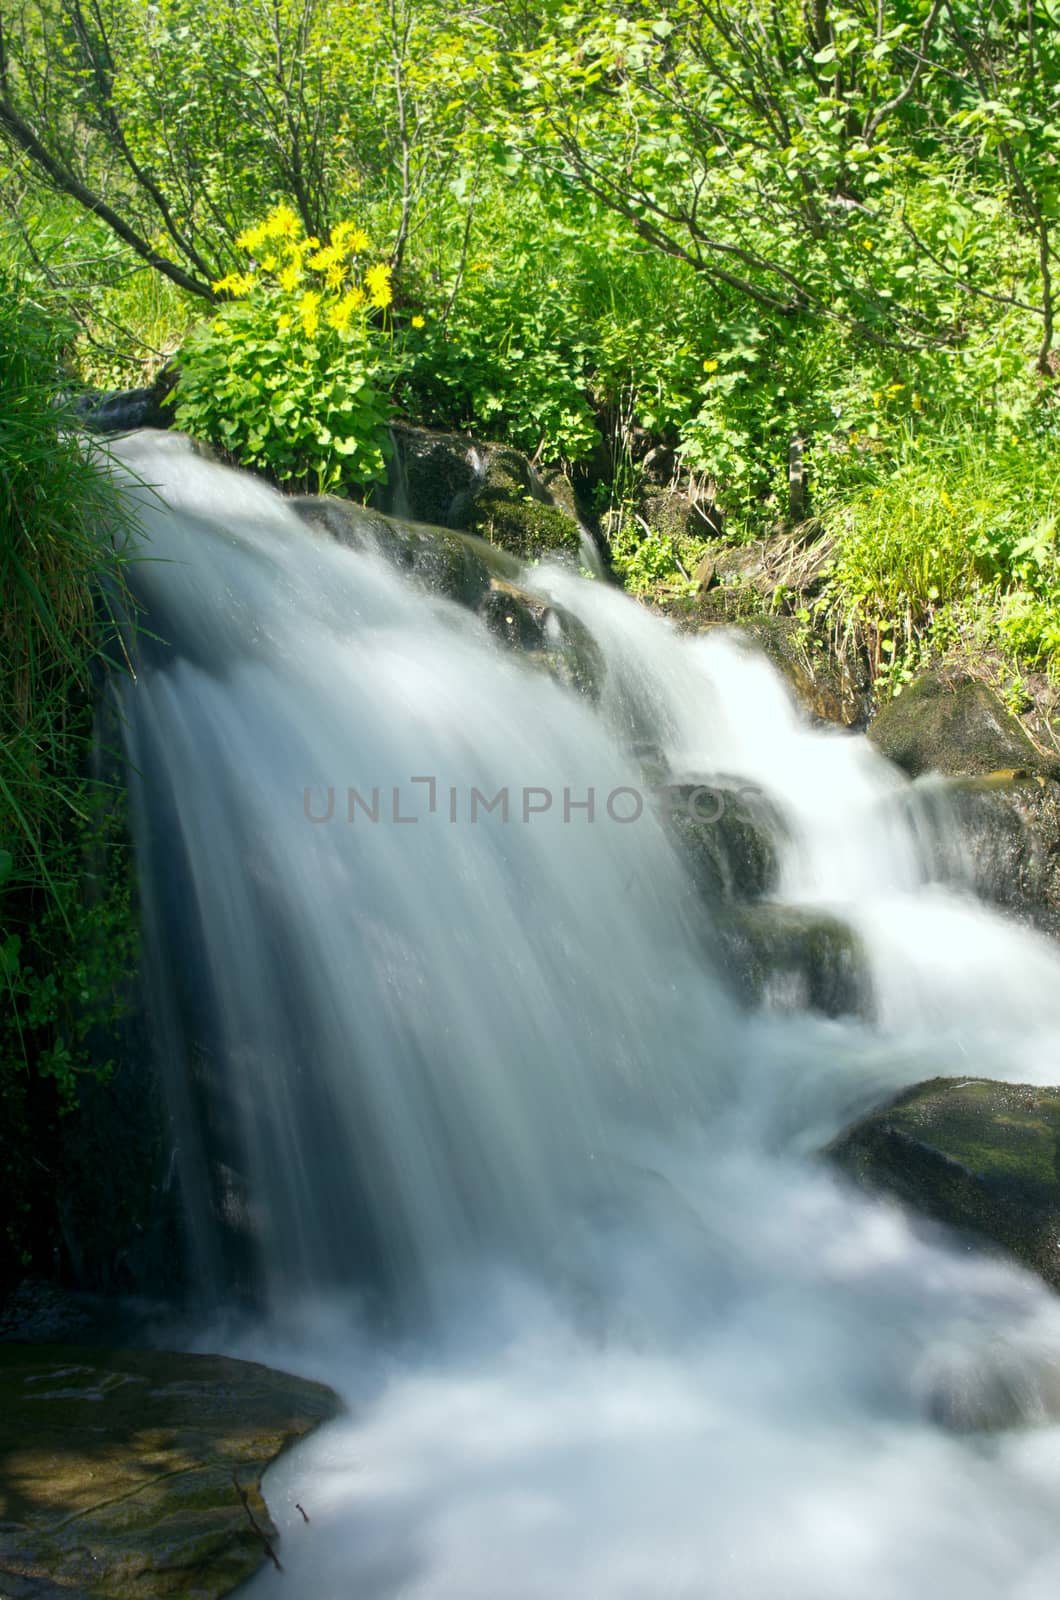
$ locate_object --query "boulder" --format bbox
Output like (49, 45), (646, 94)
(0, 1345), (339, 1599)
(662, 780), (782, 903)
(292, 494), (496, 609)
(720, 904), (869, 1018)
(381, 425), (585, 562)
(868, 670), (1058, 780)
(76, 368), (178, 435)
(829, 1077), (1060, 1292)
(478, 579), (604, 700)
(927, 774), (1060, 936)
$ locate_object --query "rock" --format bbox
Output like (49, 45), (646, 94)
(76, 368), (178, 435)
(910, 774), (1060, 936)
(0, 1345), (338, 1600)
(868, 670), (1059, 779)
(292, 494), (496, 609)
(468, 493), (582, 562)
(662, 780), (783, 903)
(719, 904), (869, 1018)
(478, 580), (604, 699)
(829, 1077), (1060, 1292)
(380, 424), (584, 562)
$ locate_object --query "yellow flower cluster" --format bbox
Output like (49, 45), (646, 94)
(215, 205), (394, 335)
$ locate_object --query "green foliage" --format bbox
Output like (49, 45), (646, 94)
(403, 239), (601, 461)
(820, 425), (1060, 681)
(173, 209), (397, 491)
(0, 280), (139, 1281)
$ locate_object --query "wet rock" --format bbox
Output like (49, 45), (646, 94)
(662, 780), (782, 903)
(381, 425), (584, 562)
(292, 494), (495, 609)
(868, 670), (1059, 780)
(0, 1345), (339, 1599)
(76, 368), (178, 435)
(913, 774), (1060, 937)
(478, 580), (604, 699)
(720, 904), (869, 1018)
(829, 1077), (1060, 1292)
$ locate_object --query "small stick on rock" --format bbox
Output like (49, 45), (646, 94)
(295, 1502), (310, 1523)
(232, 1471), (284, 1572)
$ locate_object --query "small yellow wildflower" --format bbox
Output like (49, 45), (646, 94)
(277, 313), (292, 331)
(885, 383), (905, 399)
(278, 263), (302, 293)
(365, 262), (392, 309)
(344, 284), (367, 310)
(703, 358), (719, 372)
(326, 293), (360, 332)
(262, 254), (277, 272)
(411, 315), (426, 328)
(236, 223), (269, 254)
(332, 221), (370, 252)
(265, 204), (300, 241)
(211, 271), (255, 296)
(325, 263), (347, 291)
(300, 289), (322, 337)
(308, 245), (340, 272)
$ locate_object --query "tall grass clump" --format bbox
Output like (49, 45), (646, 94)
(0, 278), (139, 1281)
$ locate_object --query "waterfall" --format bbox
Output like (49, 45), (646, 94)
(112, 432), (1060, 1599)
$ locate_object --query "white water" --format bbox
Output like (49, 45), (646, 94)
(113, 433), (1060, 1598)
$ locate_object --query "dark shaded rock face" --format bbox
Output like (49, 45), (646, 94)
(76, 368), (178, 434)
(0, 1345), (339, 1599)
(868, 671), (1058, 779)
(381, 424), (585, 562)
(829, 1078), (1060, 1291)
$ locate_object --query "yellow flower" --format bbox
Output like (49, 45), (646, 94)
(411, 314), (426, 328)
(365, 262), (392, 309)
(299, 289), (322, 337)
(278, 263), (302, 293)
(940, 489), (955, 513)
(277, 313), (292, 330)
(885, 383), (905, 398)
(332, 221), (370, 252)
(211, 271), (255, 296)
(262, 254), (277, 272)
(235, 223), (269, 254)
(326, 293), (361, 332)
(264, 204), (300, 241)
(702, 358), (718, 372)
(308, 245), (340, 272)
(325, 263), (347, 291)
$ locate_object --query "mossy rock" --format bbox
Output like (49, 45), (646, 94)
(829, 1077), (1060, 1291)
(719, 903), (869, 1018)
(468, 495), (582, 562)
(0, 1345), (339, 1600)
(663, 780), (783, 904)
(868, 670), (1058, 779)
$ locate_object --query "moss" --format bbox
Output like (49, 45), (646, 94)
(469, 495), (582, 561)
(829, 1077), (1060, 1290)
(868, 670), (1058, 779)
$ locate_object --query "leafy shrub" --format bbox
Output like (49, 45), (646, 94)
(173, 207), (401, 492)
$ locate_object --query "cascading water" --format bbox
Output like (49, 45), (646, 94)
(112, 431), (1060, 1598)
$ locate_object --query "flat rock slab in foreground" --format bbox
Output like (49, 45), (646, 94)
(0, 1346), (339, 1600)
(830, 1077), (1060, 1289)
